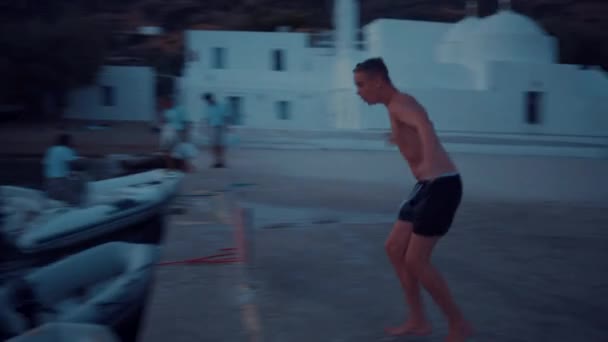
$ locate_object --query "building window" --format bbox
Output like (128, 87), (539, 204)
(211, 47), (226, 69)
(525, 91), (543, 124)
(101, 86), (114, 106)
(272, 49), (285, 71)
(227, 96), (243, 125)
(276, 101), (291, 120)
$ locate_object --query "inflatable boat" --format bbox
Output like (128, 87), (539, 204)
(0, 242), (159, 340)
(1, 169), (183, 255)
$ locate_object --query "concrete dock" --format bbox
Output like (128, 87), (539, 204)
(138, 148), (608, 342)
(1, 121), (606, 341)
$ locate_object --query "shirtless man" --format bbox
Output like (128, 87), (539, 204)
(353, 57), (473, 342)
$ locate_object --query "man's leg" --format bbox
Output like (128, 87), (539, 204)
(405, 234), (473, 341)
(384, 220), (432, 336)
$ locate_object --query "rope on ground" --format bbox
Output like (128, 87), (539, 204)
(156, 193), (248, 266)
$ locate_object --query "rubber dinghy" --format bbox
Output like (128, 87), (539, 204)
(0, 169), (183, 255)
(0, 242), (159, 340)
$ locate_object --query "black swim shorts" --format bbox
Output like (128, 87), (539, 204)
(398, 173), (463, 237)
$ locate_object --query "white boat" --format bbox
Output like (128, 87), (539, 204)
(0, 242), (159, 340)
(0, 169), (183, 255)
(0, 242), (160, 338)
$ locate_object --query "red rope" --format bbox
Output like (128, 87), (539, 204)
(157, 206), (248, 267)
(157, 248), (241, 266)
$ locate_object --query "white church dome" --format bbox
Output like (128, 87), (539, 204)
(462, 9), (557, 64)
(477, 10), (545, 36)
(436, 16), (480, 64)
(443, 16), (480, 43)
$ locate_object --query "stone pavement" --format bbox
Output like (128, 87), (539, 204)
(137, 162), (263, 342)
(246, 204), (608, 342)
(135, 148), (608, 342)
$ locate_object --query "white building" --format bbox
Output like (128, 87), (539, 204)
(65, 0), (607, 139)
(179, 0), (608, 136)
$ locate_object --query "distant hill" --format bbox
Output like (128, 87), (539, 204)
(2, 0), (606, 69)
(125, 0), (607, 69)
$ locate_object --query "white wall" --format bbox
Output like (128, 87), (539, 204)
(435, 17), (480, 65)
(363, 20), (480, 90)
(309, 50), (335, 75)
(361, 87), (608, 137)
(186, 30), (310, 74)
(364, 19), (451, 64)
(183, 29), (369, 129)
(180, 79), (330, 130)
(483, 62), (608, 136)
(361, 89), (525, 132)
(485, 61), (580, 93)
(466, 34), (557, 65)
(241, 91), (329, 129)
(64, 66), (155, 121)
(389, 62), (476, 89)
(543, 93), (608, 136)
(180, 22), (607, 139)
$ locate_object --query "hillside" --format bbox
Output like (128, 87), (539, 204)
(117, 0), (607, 68)
(1, 0), (606, 68)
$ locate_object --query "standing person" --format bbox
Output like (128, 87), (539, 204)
(202, 93), (230, 168)
(353, 57), (473, 342)
(43, 133), (87, 206)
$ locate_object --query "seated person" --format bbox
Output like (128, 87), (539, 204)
(168, 127), (198, 172)
(159, 99), (186, 151)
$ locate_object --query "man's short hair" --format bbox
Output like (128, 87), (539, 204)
(353, 57), (391, 82)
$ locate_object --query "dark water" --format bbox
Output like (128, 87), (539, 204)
(0, 158), (168, 342)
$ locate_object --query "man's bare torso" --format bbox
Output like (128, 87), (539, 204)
(389, 93), (457, 181)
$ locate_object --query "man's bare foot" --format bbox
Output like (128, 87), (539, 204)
(384, 320), (432, 336)
(445, 320), (474, 342)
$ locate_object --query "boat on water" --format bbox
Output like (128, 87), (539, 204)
(0, 242), (159, 340)
(0, 169), (183, 260)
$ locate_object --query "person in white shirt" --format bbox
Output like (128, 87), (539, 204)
(42, 133), (87, 205)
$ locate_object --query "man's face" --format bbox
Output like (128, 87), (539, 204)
(354, 71), (381, 105)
